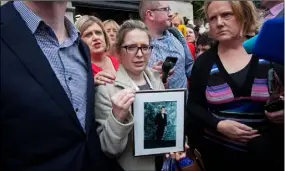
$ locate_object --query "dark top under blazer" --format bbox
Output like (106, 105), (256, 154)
(1, 2), (122, 171)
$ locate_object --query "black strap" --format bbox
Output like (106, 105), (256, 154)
(168, 27), (184, 44)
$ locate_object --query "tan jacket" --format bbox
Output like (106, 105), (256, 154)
(95, 66), (165, 171)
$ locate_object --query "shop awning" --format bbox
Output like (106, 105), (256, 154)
(72, 1), (140, 12)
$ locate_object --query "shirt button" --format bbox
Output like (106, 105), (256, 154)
(75, 108), (79, 112)
(68, 77), (72, 81)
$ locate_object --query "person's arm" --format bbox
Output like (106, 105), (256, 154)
(186, 54), (220, 131)
(94, 85), (133, 158)
(183, 39), (194, 79)
(155, 114), (159, 126)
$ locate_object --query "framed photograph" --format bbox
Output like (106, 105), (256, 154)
(132, 89), (186, 157)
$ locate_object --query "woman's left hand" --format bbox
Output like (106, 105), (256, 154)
(265, 110), (284, 124)
(165, 143), (189, 161)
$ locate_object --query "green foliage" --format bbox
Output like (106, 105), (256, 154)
(144, 101), (177, 141)
(192, 1), (204, 20)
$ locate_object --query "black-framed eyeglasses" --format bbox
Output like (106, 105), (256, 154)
(121, 45), (153, 54)
(150, 7), (171, 12)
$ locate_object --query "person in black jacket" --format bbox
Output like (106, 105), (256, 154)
(1, 1), (122, 171)
(186, 1), (283, 171)
(155, 106), (167, 142)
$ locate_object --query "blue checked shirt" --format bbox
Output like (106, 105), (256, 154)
(148, 30), (193, 89)
(14, 1), (88, 131)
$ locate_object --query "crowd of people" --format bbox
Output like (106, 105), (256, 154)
(1, 1), (284, 171)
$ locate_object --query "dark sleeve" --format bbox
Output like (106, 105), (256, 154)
(155, 114), (158, 125)
(186, 50), (220, 132)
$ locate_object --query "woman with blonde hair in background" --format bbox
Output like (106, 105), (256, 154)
(171, 12), (196, 60)
(171, 12), (184, 27)
(75, 16), (119, 85)
(185, 25), (197, 59)
(103, 19), (120, 57)
(186, 1), (283, 171)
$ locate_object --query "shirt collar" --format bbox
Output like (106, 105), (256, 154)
(65, 17), (80, 45)
(14, 1), (80, 44)
(269, 2), (284, 16)
(14, 1), (42, 34)
(153, 30), (171, 41)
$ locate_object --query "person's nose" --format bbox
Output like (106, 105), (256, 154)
(91, 33), (100, 41)
(136, 48), (143, 58)
(216, 16), (224, 27)
(109, 30), (115, 37)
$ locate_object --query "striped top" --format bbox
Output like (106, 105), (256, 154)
(204, 57), (271, 151)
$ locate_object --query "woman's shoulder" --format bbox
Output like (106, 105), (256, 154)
(107, 55), (120, 71)
(95, 82), (117, 95)
(91, 63), (102, 76)
(145, 67), (164, 89)
(145, 67), (161, 80)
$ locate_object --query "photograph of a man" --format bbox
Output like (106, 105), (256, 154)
(143, 101), (176, 149)
(155, 106), (167, 143)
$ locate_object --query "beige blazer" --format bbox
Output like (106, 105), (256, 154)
(94, 65), (165, 171)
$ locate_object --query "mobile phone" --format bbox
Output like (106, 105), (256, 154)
(162, 57), (178, 83)
(163, 56), (178, 69)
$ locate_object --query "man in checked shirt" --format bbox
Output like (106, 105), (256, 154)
(1, 1), (122, 171)
(139, 1), (194, 89)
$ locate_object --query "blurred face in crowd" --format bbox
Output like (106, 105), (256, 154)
(119, 29), (151, 76)
(172, 16), (182, 27)
(81, 22), (107, 55)
(151, 1), (172, 31)
(186, 27), (196, 43)
(104, 22), (118, 45)
(207, 1), (241, 42)
(196, 44), (211, 56)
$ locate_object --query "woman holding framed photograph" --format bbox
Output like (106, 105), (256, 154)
(94, 20), (186, 171)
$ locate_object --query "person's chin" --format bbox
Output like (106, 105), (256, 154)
(92, 48), (105, 54)
(132, 66), (145, 74)
(110, 40), (116, 45)
(166, 22), (172, 28)
(217, 36), (233, 42)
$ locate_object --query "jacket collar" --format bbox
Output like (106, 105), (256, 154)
(114, 65), (161, 90)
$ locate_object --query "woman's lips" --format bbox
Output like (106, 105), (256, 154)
(93, 42), (101, 48)
(133, 61), (145, 66)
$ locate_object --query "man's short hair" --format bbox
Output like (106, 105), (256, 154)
(196, 33), (215, 47)
(139, 1), (160, 21)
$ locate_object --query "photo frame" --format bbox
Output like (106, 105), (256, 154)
(132, 89), (186, 157)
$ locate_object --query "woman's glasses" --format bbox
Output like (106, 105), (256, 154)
(121, 45), (153, 55)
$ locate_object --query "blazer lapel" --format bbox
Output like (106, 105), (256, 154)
(1, 2), (83, 132)
(144, 68), (163, 90)
(113, 66), (135, 89)
(79, 41), (94, 134)
(114, 66), (163, 90)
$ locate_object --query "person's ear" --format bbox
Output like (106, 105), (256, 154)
(146, 10), (155, 21)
